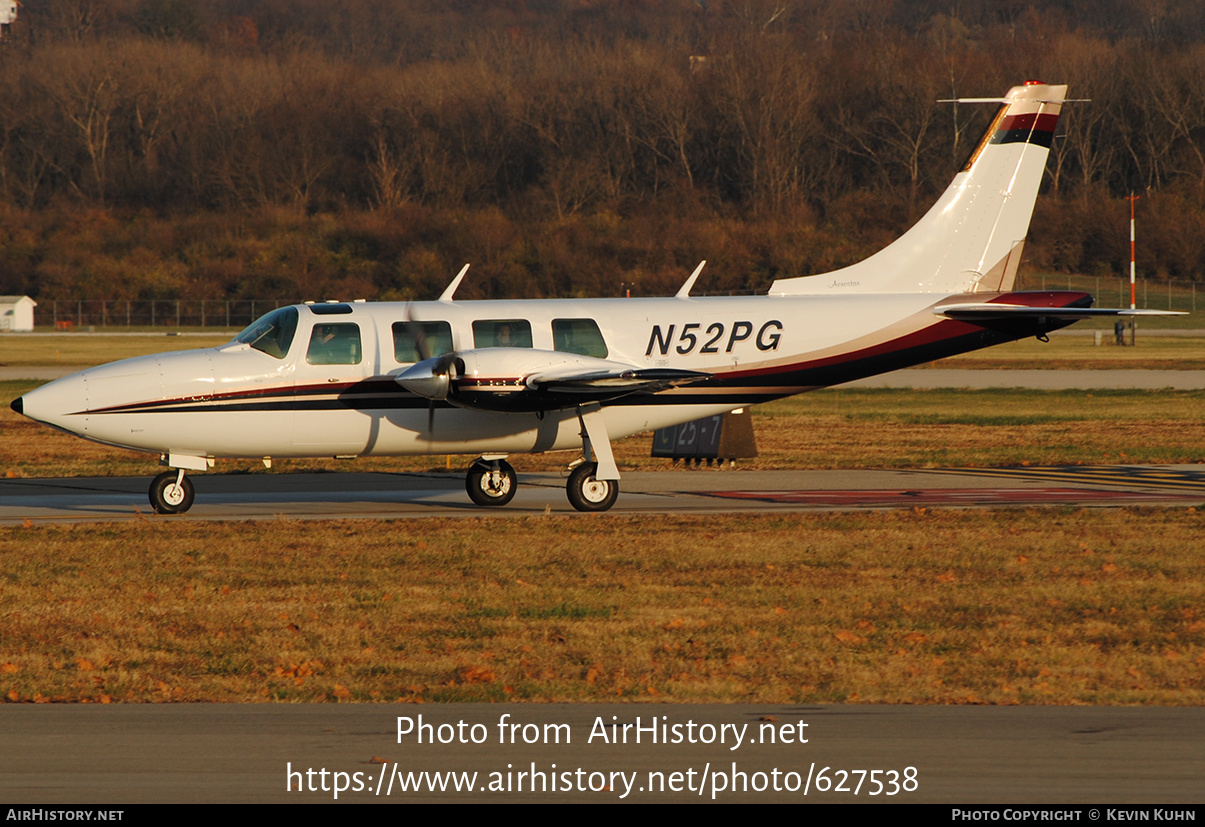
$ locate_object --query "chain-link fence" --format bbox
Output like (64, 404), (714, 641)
(1017, 275), (1199, 314)
(41, 300), (296, 331)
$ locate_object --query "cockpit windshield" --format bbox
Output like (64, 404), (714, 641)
(232, 306), (299, 359)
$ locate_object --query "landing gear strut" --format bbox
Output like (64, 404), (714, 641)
(149, 469), (195, 514)
(466, 458), (517, 507)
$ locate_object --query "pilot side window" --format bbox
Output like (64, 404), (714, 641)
(306, 323), (362, 365)
(472, 319), (532, 349)
(552, 319), (608, 358)
(392, 321), (453, 363)
(234, 306), (298, 359)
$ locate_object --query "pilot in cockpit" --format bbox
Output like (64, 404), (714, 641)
(308, 324), (360, 365)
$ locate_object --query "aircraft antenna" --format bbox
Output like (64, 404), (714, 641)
(439, 264), (471, 302)
(675, 261), (707, 299)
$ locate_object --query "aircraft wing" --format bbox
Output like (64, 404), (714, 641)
(527, 366), (709, 394)
(934, 304), (1186, 320)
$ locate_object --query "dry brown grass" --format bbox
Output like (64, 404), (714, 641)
(1, 510), (1201, 705)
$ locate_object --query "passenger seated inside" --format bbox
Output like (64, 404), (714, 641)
(307, 323), (362, 365)
(472, 319), (533, 349)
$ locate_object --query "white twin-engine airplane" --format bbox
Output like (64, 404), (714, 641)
(12, 82), (1179, 513)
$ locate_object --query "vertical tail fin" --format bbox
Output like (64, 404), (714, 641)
(771, 81), (1066, 296)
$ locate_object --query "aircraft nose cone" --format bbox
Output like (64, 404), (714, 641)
(10, 373), (89, 433)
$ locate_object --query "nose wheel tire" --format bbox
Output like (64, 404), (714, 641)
(150, 471), (195, 514)
(466, 459), (517, 507)
(566, 462), (619, 512)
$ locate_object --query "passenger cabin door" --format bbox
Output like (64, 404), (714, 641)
(292, 310), (378, 452)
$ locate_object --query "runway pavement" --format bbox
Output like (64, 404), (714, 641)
(2, 703), (1202, 803)
(3, 465), (1204, 524)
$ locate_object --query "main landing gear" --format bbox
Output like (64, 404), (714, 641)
(464, 404), (622, 513)
(149, 469), (195, 514)
(466, 457), (517, 506)
(566, 461), (619, 512)
(463, 456), (620, 513)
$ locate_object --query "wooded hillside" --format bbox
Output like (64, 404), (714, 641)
(2, 0), (1204, 304)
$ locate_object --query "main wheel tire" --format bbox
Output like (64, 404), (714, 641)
(149, 471), (195, 514)
(566, 462), (619, 512)
(466, 459), (517, 507)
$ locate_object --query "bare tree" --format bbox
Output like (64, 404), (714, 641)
(36, 44), (122, 203)
(828, 37), (946, 213)
(711, 36), (821, 212)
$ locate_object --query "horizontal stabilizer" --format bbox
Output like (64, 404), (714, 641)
(935, 304), (1186, 321)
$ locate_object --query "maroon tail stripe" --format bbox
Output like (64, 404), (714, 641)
(997, 112), (1059, 134)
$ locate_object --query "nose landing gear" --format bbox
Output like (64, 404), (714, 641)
(149, 469), (195, 514)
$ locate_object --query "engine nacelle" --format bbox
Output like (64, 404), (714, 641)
(395, 348), (693, 413)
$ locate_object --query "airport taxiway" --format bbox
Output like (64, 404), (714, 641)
(3, 465), (1203, 524)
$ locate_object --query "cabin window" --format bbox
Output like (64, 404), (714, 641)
(233, 306), (298, 359)
(307, 303), (353, 315)
(552, 319), (608, 358)
(472, 319), (533, 349)
(392, 321), (453, 363)
(306, 322), (362, 365)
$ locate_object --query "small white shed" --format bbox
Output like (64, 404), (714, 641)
(0, 1), (17, 28)
(0, 295), (36, 332)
